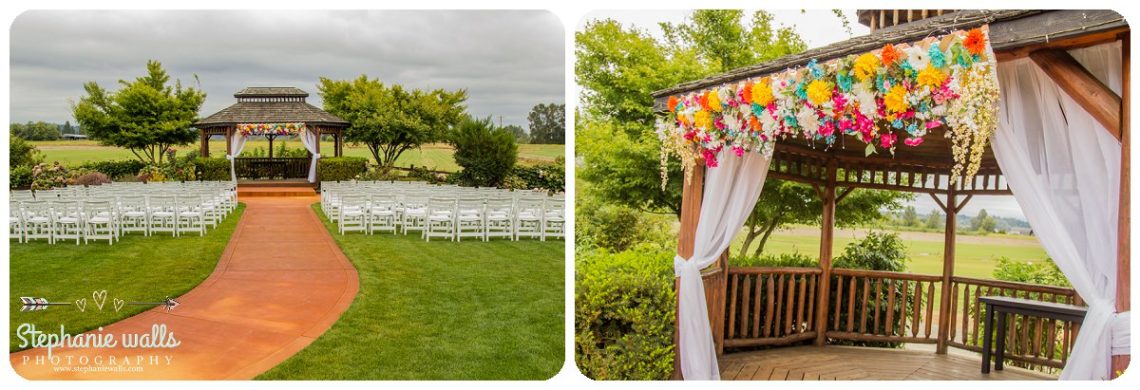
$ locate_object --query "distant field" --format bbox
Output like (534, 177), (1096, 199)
(31, 140), (565, 172)
(731, 225), (1048, 279)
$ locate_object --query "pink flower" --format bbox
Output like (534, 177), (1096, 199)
(904, 137), (924, 147)
(880, 133), (897, 148)
(925, 119), (943, 129)
(819, 121), (835, 137)
(732, 145), (745, 157)
(831, 91), (847, 110)
(683, 131), (696, 140)
(714, 117), (726, 130)
(702, 149), (719, 167)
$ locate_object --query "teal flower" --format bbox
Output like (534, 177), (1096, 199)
(808, 59), (825, 79)
(929, 45), (947, 68)
(836, 73), (853, 93)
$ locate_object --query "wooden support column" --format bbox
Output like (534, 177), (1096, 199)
(225, 127), (233, 156)
(199, 131), (209, 157)
(1031, 49), (1123, 139)
(935, 187), (959, 354)
(673, 162), (706, 379)
(814, 158), (837, 346)
(1113, 32), (1130, 379)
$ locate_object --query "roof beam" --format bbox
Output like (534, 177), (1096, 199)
(1030, 49), (1123, 140)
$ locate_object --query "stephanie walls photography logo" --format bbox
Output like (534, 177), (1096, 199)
(14, 290), (182, 373)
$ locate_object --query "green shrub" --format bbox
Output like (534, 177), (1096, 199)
(992, 257), (1070, 287)
(512, 157), (565, 193)
(576, 197), (671, 252)
(10, 165), (33, 190)
(10, 135), (43, 168)
(75, 160), (146, 180)
(193, 158), (230, 181)
(732, 252), (818, 267)
(576, 245), (676, 380)
(449, 116), (518, 187)
(30, 162), (70, 190)
(318, 157), (368, 182)
(833, 231), (909, 272)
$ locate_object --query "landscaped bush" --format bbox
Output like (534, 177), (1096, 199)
(449, 116), (518, 187)
(512, 157), (565, 193)
(992, 257), (1070, 287)
(830, 232), (910, 348)
(10, 135), (43, 168)
(318, 157), (368, 182)
(75, 159), (146, 180)
(30, 162), (70, 190)
(193, 157), (230, 181)
(10, 165), (33, 190)
(576, 245), (676, 380)
(70, 171), (111, 187)
(732, 252), (818, 267)
(833, 231), (909, 271)
(354, 165), (402, 181)
(576, 196), (671, 252)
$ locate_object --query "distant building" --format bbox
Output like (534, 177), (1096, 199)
(61, 134), (88, 140)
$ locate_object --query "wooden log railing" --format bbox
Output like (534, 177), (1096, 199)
(946, 276), (1082, 372)
(719, 266), (1082, 375)
(722, 267), (820, 348)
(825, 269), (941, 344)
(234, 157), (310, 179)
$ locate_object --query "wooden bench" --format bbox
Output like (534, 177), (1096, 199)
(979, 295), (1086, 374)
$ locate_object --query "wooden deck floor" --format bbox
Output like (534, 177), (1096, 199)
(719, 346), (1056, 380)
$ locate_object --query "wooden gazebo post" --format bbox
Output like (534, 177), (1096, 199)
(814, 158), (838, 346)
(1113, 31), (1130, 378)
(673, 162), (706, 379)
(932, 187), (969, 354)
(199, 131), (209, 157)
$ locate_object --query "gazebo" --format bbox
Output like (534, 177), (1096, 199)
(193, 87), (350, 182)
(652, 10), (1129, 380)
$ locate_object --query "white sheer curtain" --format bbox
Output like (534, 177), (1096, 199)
(299, 128), (320, 183)
(991, 41), (1128, 380)
(227, 131), (249, 183)
(674, 149), (771, 380)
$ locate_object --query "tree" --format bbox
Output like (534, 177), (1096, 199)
(739, 181), (912, 256)
(972, 209), (997, 233)
(576, 11), (808, 217)
(62, 121), (75, 135)
(504, 124), (530, 144)
(10, 121), (61, 140)
(9, 134), (43, 167)
(72, 60), (205, 164)
(319, 75), (467, 168)
(449, 116), (518, 187)
(925, 210), (944, 230)
(901, 206), (920, 227)
(527, 103), (565, 144)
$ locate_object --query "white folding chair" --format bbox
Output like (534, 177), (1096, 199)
(148, 195), (178, 237)
(118, 195), (150, 236)
(401, 195), (428, 236)
(367, 195), (398, 235)
(484, 198), (515, 241)
(455, 198), (486, 242)
(338, 194), (368, 234)
(542, 199), (565, 241)
(20, 200), (53, 244)
(51, 200), (83, 245)
(425, 197), (456, 242)
(515, 199), (544, 241)
(10, 201), (23, 243)
(83, 200), (115, 245)
(176, 195), (206, 236)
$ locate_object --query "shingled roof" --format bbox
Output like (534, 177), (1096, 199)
(193, 87), (349, 128)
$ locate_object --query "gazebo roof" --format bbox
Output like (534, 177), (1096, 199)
(651, 9), (1127, 196)
(193, 86), (349, 128)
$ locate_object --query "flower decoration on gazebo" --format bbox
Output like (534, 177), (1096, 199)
(237, 122), (308, 136)
(657, 26), (999, 187)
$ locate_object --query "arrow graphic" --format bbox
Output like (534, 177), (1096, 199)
(19, 297), (71, 312)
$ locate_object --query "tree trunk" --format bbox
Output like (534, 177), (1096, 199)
(752, 212), (784, 257)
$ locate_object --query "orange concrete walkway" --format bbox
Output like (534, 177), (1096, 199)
(10, 196), (359, 379)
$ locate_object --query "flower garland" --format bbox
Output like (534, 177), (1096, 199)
(657, 26), (999, 187)
(237, 123), (308, 136)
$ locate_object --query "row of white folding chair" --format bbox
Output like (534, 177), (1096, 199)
(13, 200), (116, 245)
(11, 195), (221, 244)
(332, 193), (564, 242)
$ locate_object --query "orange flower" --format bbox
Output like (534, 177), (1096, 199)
(880, 44), (901, 66)
(964, 28), (986, 56)
(667, 96), (679, 112)
(749, 115), (760, 131)
(741, 82), (753, 105)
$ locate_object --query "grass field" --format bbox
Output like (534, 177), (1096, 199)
(731, 225), (1048, 279)
(9, 205), (245, 352)
(31, 140), (565, 172)
(257, 204), (564, 380)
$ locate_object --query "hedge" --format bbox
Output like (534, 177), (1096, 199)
(75, 160), (146, 180)
(10, 166), (32, 190)
(511, 158), (565, 193)
(193, 157), (231, 181)
(318, 157), (369, 182)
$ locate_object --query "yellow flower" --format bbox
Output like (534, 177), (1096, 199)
(752, 79), (774, 107)
(806, 80), (833, 106)
(884, 85), (909, 113)
(853, 52), (880, 82)
(916, 65), (947, 89)
(706, 90), (722, 112)
(694, 110), (712, 130)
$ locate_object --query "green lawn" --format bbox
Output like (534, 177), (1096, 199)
(8, 204), (245, 352)
(31, 140), (565, 172)
(257, 204), (564, 380)
(732, 225), (1048, 279)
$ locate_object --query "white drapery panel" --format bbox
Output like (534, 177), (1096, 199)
(299, 129), (320, 183)
(991, 41), (1127, 380)
(674, 149), (772, 380)
(227, 131), (249, 183)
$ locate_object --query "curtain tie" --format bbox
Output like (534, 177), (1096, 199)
(225, 154), (234, 161)
(673, 255), (697, 277)
(1112, 310), (1130, 356)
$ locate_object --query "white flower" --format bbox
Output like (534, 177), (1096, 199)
(796, 105), (820, 135)
(853, 83), (877, 118)
(907, 45), (930, 70)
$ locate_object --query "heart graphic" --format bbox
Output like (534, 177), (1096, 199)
(92, 290), (108, 311)
(113, 298), (125, 312)
(75, 298), (87, 312)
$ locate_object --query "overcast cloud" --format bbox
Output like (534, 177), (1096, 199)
(10, 10), (565, 129)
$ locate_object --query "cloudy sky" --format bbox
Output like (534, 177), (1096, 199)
(578, 9), (1026, 220)
(9, 10), (564, 129)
